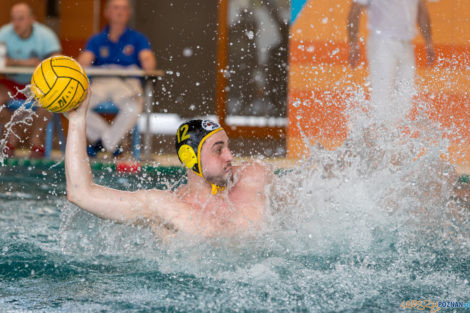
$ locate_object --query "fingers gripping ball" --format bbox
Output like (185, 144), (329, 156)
(31, 56), (88, 113)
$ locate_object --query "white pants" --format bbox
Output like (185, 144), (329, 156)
(86, 77), (144, 151)
(367, 34), (416, 124)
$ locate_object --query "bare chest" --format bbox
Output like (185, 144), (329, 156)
(186, 192), (265, 235)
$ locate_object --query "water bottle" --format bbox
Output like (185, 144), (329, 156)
(0, 42), (6, 68)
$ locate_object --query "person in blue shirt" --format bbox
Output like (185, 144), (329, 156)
(0, 2), (62, 158)
(78, 0), (156, 157)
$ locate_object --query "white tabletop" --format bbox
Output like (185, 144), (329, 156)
(0, 66), (164, 77)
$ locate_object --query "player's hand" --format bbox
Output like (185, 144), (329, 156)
(65, 90), (91, 120)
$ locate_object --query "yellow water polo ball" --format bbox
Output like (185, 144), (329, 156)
(31, 55), (88, 113)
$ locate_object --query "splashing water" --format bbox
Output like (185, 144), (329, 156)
(0, 85), (37, 162)
(0, 91), (469, 311)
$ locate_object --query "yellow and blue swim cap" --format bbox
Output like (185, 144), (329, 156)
(175, 119), (223, 179)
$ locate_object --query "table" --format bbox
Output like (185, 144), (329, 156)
(0, 66), (165, 160)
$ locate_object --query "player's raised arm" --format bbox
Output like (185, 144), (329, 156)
(64, 92), (187, 227)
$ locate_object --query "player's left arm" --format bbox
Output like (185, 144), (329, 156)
(417, 0), (435, 65)
(239, 161), (275, 197)
(234, 161), (275, 223)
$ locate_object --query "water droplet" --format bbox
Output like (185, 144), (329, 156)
(183, 47), (193, 57)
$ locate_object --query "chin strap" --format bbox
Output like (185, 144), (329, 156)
(211, 183), (225, 195)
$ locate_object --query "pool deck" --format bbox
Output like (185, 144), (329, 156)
(6, 149), (301, 169)
(3, 149), (469, 199)
(5, 148), (470, 176)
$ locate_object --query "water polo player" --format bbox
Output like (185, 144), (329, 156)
(65, 92), (273, 237)
(175, 119), (233, 195)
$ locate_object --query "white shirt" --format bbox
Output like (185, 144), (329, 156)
(354, 0), (419, 41)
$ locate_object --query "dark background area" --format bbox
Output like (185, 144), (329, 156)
(132, 1), (285, 156)
(134, 1), (220, 118)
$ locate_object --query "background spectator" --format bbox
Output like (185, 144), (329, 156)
(78, 0), (156, 157)
(0, 2), (61, 158)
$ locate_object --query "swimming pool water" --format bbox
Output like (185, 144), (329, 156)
(0, 139), (469, 313)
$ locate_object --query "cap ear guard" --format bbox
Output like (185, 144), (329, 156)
(178, 144), (198, 171)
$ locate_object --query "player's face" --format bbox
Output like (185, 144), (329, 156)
(200, 130), (234, 187)
(105, 0), (131, 25)
(11, 4), (34, 38)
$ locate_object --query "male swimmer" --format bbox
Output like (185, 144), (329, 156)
(66, 92), (273, 237)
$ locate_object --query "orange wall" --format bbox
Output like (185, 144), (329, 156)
(59, 0), (96, 57)
(288, 0), (470, 173)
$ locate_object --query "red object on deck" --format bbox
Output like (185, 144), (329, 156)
(116, 161), (141, 174)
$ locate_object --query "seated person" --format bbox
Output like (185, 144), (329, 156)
(0, 2), (62, 158)
(77, 0), (156, 157)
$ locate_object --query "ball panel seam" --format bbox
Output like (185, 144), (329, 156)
(43, 78), (72, 111)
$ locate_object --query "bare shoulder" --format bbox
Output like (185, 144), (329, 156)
(234, 160), (274, 186)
